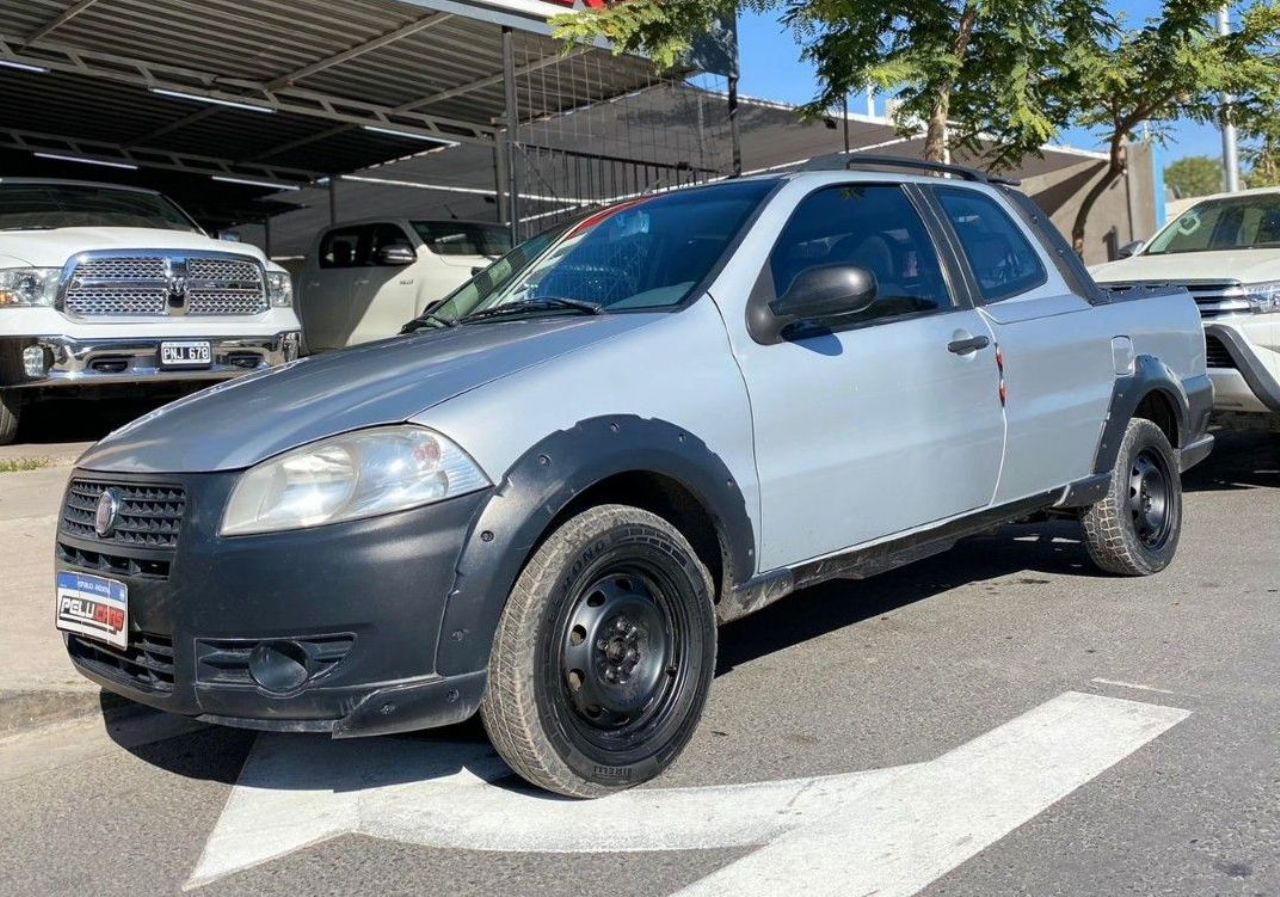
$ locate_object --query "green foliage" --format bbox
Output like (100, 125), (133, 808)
(553, 1), (1114, 169)
(1164, 155), (1224, 198)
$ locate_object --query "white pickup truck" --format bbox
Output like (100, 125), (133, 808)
(0, 178), (302, 444)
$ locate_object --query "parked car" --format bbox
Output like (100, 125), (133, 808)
(0, 178), (301, 444)
(298, 218), (511, 351)
(56, 162), (1211, 798)
(1092, 187), (1280, 433)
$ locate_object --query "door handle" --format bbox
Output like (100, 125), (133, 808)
(947, 334), (990, 355)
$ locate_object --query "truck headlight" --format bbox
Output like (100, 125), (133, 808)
(266, 271), (293, 308)
(1242, 281), (1280, 314)
(220, 426), (489, 536)
(0, 268), (59, 308)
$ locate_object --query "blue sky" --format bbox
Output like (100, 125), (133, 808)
(734, 1), (1225, 164)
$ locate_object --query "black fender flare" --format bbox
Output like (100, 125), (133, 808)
(433, 415), (756, 676)
(1093, 354), (1207, 474)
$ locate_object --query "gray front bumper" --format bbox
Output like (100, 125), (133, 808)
(2, 332), (300, 388)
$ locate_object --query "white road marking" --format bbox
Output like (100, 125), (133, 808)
(187, 691), (1188, 893)
(673, 691), (1187, 897)
(1091, 677), (1190, 697)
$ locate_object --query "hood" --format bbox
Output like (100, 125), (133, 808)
(0, 227), (268, 268)
(77, 315), (655, 474)
(1091, 249), (1280, 285)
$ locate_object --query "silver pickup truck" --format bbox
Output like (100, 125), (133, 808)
(54, 160), (1212, 798)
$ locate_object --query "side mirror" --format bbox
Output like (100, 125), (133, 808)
(1118, 240), (1145, 259)
(756, 265), (877, 343)
(377, 243), (416, 266)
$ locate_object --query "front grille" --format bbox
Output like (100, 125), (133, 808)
(1205, 334), (1237, 369)
(68, 632), (175, 693)
(61, 252), (268, 318)
(62, 479), (186, 550)
(1104, 280), (1252, 318)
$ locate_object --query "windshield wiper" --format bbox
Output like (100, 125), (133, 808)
(463, 297), (605, 322)
(401, 312), (459, 334)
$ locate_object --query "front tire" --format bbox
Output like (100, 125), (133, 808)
(0, 391), (20, 446)
(1082, 418), (1182, 575)
(481, 504), (717, 798)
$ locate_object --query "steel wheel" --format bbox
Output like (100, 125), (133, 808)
(558, 568), (682, 745)
(1128, 447), (1173, 549)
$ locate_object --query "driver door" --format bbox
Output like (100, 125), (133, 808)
(725, 183), (1007, 570)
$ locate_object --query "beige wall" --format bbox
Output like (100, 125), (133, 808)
(1019, 142), (1156, 266)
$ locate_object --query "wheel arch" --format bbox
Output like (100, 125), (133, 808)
(434, 415), (755, 677)
(1093, 354), (1192, 474)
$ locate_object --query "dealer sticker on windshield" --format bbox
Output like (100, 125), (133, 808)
(56, 571), (128, 650)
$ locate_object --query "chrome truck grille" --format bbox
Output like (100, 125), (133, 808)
(61, 251), (268, 318)
(1102, 280), (1251, 318)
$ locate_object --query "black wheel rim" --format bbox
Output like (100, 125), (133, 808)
(1128, 447), (1174, 549)
(556, 565), (684, 749)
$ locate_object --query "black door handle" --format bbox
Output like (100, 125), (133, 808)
(948, 335), (991, 354)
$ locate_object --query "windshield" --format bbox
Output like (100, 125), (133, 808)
(419, 180), (775, 326)
(411, 220), (512, 257)
(0, 183), (199, 232)
(1145, 192), (1280, 255)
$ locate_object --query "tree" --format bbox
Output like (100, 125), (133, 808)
(1066, 2), (1280, 255)
(552, 1), (1113, 169)
(1164, 155), (1224, 198)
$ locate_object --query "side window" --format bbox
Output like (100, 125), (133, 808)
(367, 223), (414, 265)
(318, 227), (365, 269)
(769, 184), (953, 326)
(935, 188), (1047, 303)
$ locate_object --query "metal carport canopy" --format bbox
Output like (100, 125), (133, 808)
(0, 0), (660, 189)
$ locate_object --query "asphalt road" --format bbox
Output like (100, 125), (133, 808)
(2, 430), (1276, 897)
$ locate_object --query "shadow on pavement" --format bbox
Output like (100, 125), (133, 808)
(1183, 430), (1278, 493)
(15, 395), (176, 446)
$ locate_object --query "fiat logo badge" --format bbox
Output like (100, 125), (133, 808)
(94, 488), (122, 538)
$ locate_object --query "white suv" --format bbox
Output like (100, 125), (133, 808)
(0, 178), (302, 444)
(298, 218), (510, 352)
(1093, 187), (1280, 432)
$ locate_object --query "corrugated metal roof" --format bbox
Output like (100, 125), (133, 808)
(0, 0), (667, 183)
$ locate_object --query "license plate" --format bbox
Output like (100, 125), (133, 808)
(56, 571), (128, 650)
(160, 340), (212, 367)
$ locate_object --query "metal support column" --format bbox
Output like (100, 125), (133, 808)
(841, 95), (850, 154)
(263, 215), (272, 258)
(728, 74), (742, 177)
(493, 143), (508, 224)
(501, 27), (521, 242)
(328, 176), (338, 224)
(1218, 6), (1241, 193)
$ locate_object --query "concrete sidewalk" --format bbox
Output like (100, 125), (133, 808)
(0, 462), (120, 736)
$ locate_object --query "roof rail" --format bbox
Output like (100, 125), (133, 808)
(804, 153), (1021, 187)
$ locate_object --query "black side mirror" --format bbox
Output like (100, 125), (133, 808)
(377, 243), (416, 266)
(756, 265), (878, 343)
(1117, 240), (1145, 259)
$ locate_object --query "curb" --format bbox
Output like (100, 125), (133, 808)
(0, 687), (134, 739)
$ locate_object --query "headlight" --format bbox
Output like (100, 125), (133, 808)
(0, 268), (59, 308)
(220, 426), (489, 536)
(1241, 281), (1280, 314)
(266, 270), (293, 308)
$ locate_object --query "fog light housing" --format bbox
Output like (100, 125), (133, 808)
(248, 640), (311, 694)
(22, 345), (47, 379)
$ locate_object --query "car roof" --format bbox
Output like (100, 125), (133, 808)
(0, 177), (163, 195)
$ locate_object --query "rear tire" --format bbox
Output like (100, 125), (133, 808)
(0, 391), (20, 446)
(481, 504), (717, 798)
(1082, 418), (1181, 576)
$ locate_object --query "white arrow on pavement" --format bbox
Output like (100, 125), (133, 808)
(187, 691), (1188, 893)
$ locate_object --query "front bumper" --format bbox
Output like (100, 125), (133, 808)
(1204, 322), (1280, 416)
(58, 468), (492, 737)
(2, 331), (300, 388)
